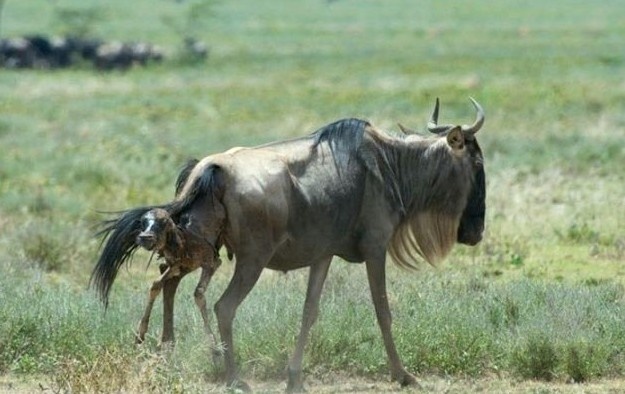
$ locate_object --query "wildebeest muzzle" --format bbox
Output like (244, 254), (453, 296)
(457, 216), (484, 246)
(136, 231), (157, 250)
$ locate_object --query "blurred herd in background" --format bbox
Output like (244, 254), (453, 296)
(0, 34), (208, 70)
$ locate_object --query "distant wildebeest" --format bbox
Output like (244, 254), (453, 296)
(93, 41), (164, 71)
(91, 98), (486, 392)
(0, 34), (164, 71)
(1, 35), (81, 69)
(183, 37), (208, 61)
(24, 35), (75, 69)
(0, 37), (35, 68)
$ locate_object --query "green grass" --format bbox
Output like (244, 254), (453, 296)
(1, 0), (625, 391)
(2, 263), (625, 390)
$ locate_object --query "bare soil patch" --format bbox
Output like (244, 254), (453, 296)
(253, 375), (625, 393)
(4, 373), (625, 393)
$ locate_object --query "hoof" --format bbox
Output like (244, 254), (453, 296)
(391, 369), (419, 388)
(211, 348), (223, 368)
(156, 340), (175, 353)
(286, 382), (306, 393)
(135, 335), (145, 345)
(228, 379), (251, 393)
(286, 368), (305, 393)
(397, 372), (420, 388)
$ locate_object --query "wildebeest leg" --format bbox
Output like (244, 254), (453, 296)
(214, 256), (266, 392)
(194, 260), (221, 364)
(365, 259), (418, 387)
(161, 271), (186, 345)
(136, 264), (175, 344)
(286, 257), (332, 393)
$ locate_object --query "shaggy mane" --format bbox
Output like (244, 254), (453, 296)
(312, 120), (468, 269)
(311, 118), (369, 170)
(388, 211), (460, 269)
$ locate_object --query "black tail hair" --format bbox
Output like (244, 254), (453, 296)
(90, 162), (222, 307)
(175, 158), (200, 196)
(168, 163), (222, 219)
(89, 205), (161, 307)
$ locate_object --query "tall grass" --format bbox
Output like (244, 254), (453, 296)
(2, 261), (625, 390)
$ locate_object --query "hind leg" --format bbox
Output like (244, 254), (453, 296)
(215, 253), (267, 392)
(287, 257), (332, 393)
(194, 259), (222, 364)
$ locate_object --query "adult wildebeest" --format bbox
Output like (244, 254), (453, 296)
(91, 97), (486, 392)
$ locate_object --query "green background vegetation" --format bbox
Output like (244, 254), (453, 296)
(1, 0), (624, 392)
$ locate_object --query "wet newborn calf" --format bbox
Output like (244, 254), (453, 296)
(135, 208), (221, 349)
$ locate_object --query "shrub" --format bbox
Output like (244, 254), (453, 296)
(511, 335), (558, 381)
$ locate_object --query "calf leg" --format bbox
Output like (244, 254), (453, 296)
(136, 264), (174, 344)
(214, 256), (266, 392)
(161, 271), (186, 344)
(286, 257), (332, 393)
(194, 259), (221, 364)
(365, 258), (418, 387)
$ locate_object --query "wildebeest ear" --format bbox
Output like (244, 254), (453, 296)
(397, 123), (416, 135)
(446, 126), (465, 150)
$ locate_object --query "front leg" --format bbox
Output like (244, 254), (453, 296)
(136, 264), (173, 344)
(161, 270), (186, 345)
(365, 258), (419, 387)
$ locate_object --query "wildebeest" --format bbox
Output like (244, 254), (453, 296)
(1, 35), (79, 69)
(0, 37), (34, 68)
(133, 208), (222, 352)
(93, 41), (164, 71)
(90, 98), (486, 392)
(183, 37), (208, 61)
(0, 35), (164, 70)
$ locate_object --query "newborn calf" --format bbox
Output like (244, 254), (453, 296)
(135, 208), (221, 350)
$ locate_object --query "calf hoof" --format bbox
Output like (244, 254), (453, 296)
(228, 379), (251, 393)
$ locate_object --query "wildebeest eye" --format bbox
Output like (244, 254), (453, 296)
(180, 213), (192, 228)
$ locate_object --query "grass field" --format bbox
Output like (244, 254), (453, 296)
(1, 0), (624, 392)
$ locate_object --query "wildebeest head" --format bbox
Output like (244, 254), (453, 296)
(136, 208), (182, 252)
(426, 98), (486, 246)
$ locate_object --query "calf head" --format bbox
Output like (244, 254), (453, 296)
(136, 208), (180, 252)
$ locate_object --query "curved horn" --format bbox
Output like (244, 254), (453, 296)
(427, 97), (454, 135)
(461, 97), (485, 136)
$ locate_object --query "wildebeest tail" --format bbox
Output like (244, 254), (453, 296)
(90, 205), (161, 307)
(174, 158), (200, 196)
(90, 161), (221, 307)
(169, 162), (224, 218)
